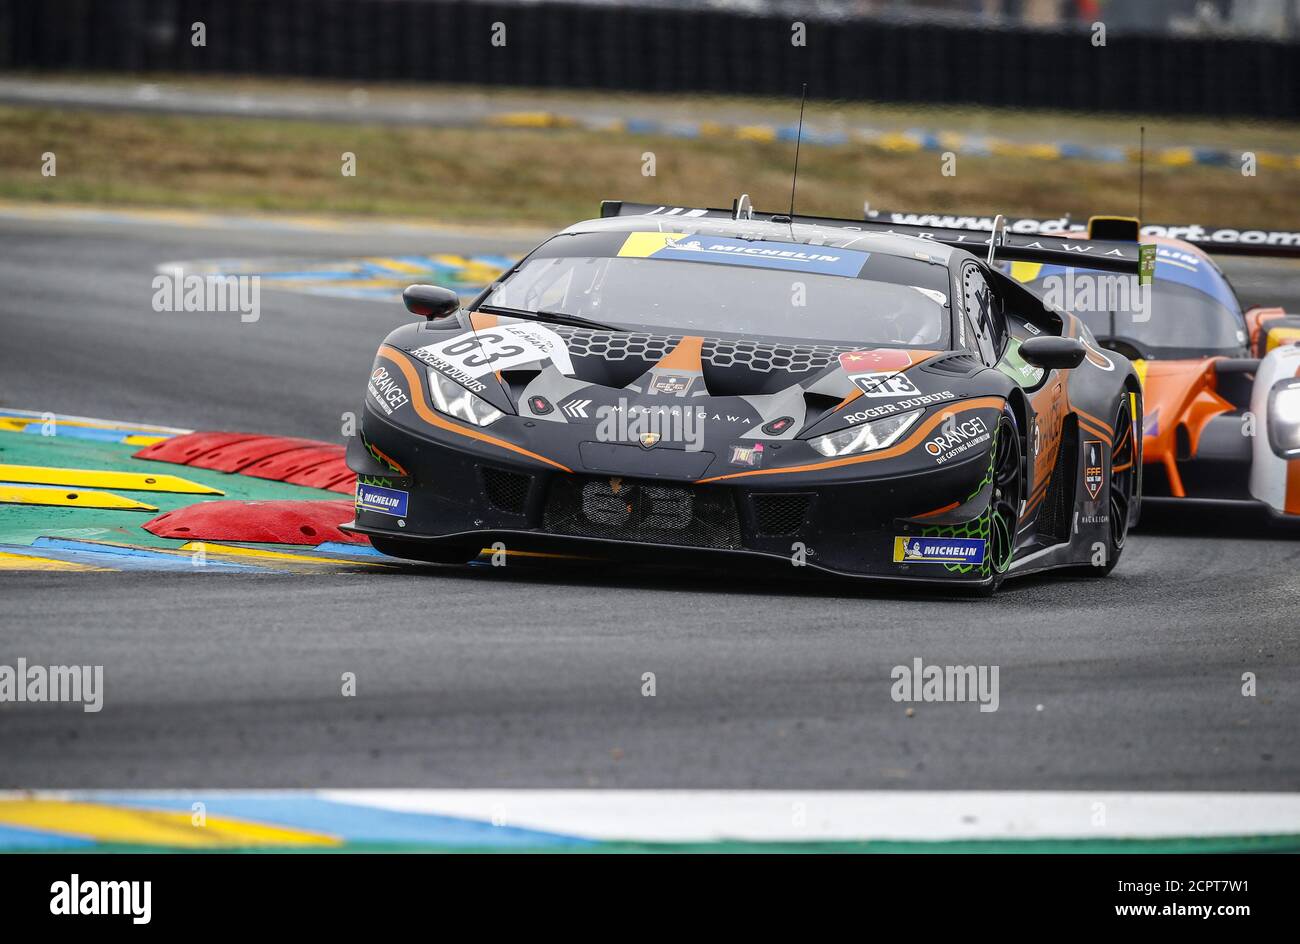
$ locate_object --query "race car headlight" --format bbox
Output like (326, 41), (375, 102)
(427, 369), (504, 427)
(1268, 379), (1300, 456)
(809, 409), (922, 458)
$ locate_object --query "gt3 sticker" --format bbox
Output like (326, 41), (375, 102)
(412, 323), (575, 380)
(840, 349), (929, 397)
(356, 482), (409, 517)
(852, 372), (921, 398)
(367, 366), (410, 416)
(1083, 440), (1105, 500)
(893, 536), (986, 564)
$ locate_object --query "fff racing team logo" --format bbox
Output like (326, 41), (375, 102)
(1084, 440), (1105, 500)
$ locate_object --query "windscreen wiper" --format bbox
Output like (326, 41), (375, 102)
(474, 304), (622, 332)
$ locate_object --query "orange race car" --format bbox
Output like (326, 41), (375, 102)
(1004, 223), (1300, 516)
(864, 209), (1300, 517)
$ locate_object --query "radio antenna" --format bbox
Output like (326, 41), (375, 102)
(1137, 125), (1146, 221)
(788, 83), (808, 219)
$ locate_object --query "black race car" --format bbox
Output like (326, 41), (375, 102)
(344, 199), (1144, 592)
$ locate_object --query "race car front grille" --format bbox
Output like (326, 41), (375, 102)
(542, 475), (742, 549)
(483, 467), (532, 514)
(752, 493), (813, 536)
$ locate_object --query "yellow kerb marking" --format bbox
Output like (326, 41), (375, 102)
(122, 435), (169, 447)
(0, 551), (110, 572)
(179, 541), (385, 565)
(366, 256), (428, 274)
(0, 464), (222, 495)
(0, 800), (340, 848)
(0, 485), (157, 512)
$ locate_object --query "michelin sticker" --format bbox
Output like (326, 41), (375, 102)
(893, 536), (986, 564)
(356, 482), (409, 517)
(621, 233), (870, 277)
(412, 323), (575, 379)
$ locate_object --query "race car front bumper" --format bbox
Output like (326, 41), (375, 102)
(345, 411), (1000, 583)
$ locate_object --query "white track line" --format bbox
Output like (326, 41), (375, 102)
(320, 790), (1300, 843)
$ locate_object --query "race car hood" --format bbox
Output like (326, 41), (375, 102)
(399, 315), (972, 446)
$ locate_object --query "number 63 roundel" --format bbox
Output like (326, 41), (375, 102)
(413, 323), (575, 378)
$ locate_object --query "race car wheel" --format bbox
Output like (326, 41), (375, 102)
(369, 536), (482, 565)
(1079, 395), (1135, 578)
(1108, 396), (1136, 554)
(989, 411), (1023, 576)
(967, 410), (1023, 597)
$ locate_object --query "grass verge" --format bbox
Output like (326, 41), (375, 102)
(1, 101), (1297, 228)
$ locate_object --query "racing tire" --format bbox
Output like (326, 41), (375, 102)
(369, 536), (482, 565)
(1077, 395), (1136, 577)
(969, 409), (1023, 597)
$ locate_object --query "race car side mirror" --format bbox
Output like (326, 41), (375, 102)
(403, 284), (461, 320)
(1019, 336), (1086, 370)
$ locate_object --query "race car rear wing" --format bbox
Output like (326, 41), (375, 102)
(599, 200), (1144, 274)
(861, 208), (1300, 259)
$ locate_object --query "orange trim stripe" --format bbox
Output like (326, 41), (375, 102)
(1078, 424), (1112, 447)
(915, 500), (959, 519)
(656, 336), (704, 373)
(1075, 406), (1113, 435)
(379, 346), (572, 472)
(833, 389), (863, 412)
(697, 396), (1005, 483)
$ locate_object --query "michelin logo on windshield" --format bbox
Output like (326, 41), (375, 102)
(621, 232), (869, 277)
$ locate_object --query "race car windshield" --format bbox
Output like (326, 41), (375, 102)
(482, 231), (950, 347)
(1023, 277), (1248, 358)
(1012, 249), (1248, 359)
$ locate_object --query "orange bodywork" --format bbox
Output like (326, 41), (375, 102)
(1135, 358), (1235, 497)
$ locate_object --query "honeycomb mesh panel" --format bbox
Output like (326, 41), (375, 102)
(551, 327), (681, 362)
(752, 493), (813, 536)
(551, 326), (858, 374)
(543, 476), (741, 549)
(483, 467), (532, 514)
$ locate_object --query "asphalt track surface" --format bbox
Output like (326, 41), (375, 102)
(1, 212), (1298, 789)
